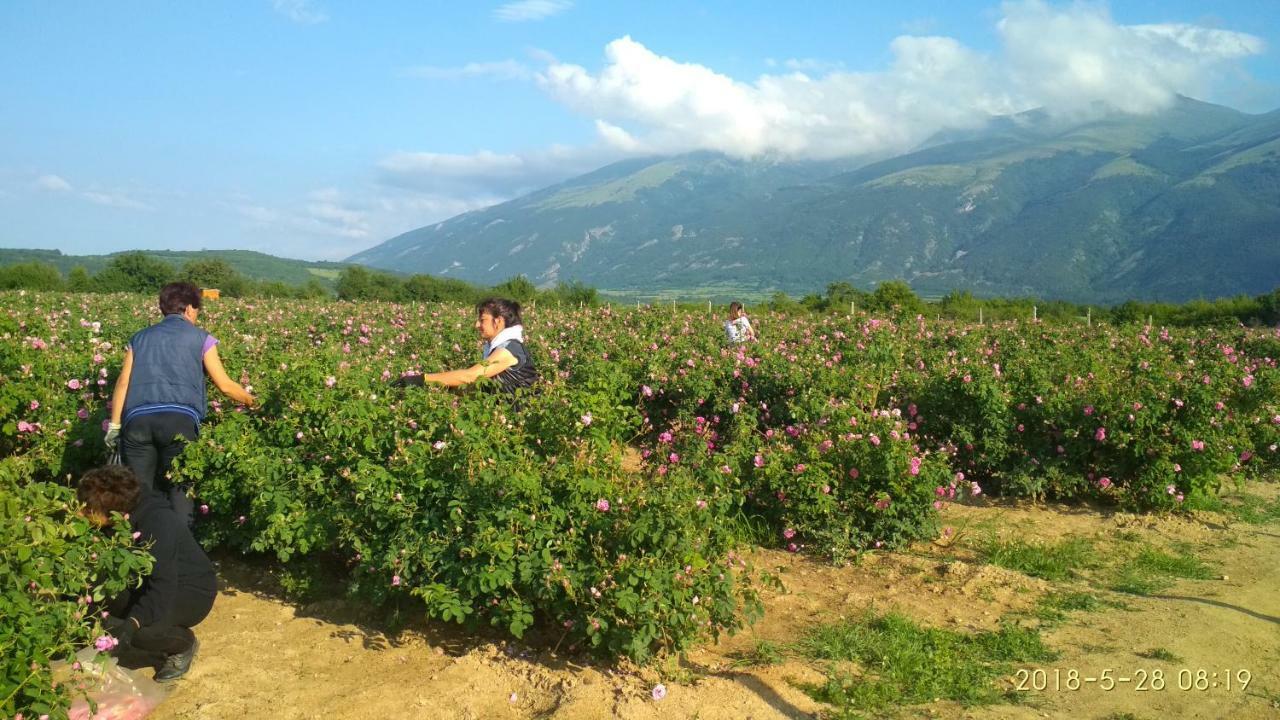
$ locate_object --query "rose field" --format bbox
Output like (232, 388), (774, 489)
(3, 291), (1279, 719)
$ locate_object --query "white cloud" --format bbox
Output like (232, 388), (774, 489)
(782, 58), (844, 73)
(403, 60), (532, 81)
(82, 190), (153, 211)
(272, 0), (327, 25)
(493, 0), (572, 23)
(230, 188), (502, 260)
(999, 0), (1265, 115)
(377, 145), (620, 197)
(529, 1), (1263, 160)
(351, 0), (1268, 251)
(36, 174), (73, 192)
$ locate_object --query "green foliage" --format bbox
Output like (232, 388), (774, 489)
(0, 461), (154, 719)
(1107, 546), (1215, 595)
(180, 258), (249, 298)
(1, 290), (1276, 679)
(1137, 647), (1184, 663)
(978, 537), (1097, 581)
(491, 275), (538, 303)
(403, 274), (480, 303)
(867, 280), (925, 317)
(798, 611), (1056, 714)
(65, 267), (93, 293)
(548, 280), (599, 307)
(0, 262), (64, 291)
(92, 252), (175, 294)
(335, 265), (406, 302)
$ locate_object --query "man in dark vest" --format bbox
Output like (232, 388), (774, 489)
(105, 282), (256, 525)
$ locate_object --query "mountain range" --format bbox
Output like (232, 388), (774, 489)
(348, 97), (1280, 303)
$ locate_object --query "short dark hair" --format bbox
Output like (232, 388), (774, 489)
(160, 282), (203, 316)
(77, 465), (142, 516)
(729, 301), (744, 313)
(476, 297), (522, 327)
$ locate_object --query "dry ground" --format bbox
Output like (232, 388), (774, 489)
(143, 482), (1280, 720)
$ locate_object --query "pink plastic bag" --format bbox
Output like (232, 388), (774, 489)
(54, 648), (168, 720)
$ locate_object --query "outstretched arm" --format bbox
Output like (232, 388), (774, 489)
(203, 346), (257, 406)
(423, 348), (518, 388)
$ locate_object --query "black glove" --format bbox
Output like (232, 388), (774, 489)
(390, 374), (426, 389)
(103, 614), (139, 646)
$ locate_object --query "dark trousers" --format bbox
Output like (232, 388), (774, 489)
(121, 412), (199, 526)
(106, 586), (215, 670)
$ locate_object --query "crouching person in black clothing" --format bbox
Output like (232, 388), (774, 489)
(78, 465), (217, 681)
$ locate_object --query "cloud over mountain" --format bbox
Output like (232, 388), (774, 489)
(534, 1), (1263, 159)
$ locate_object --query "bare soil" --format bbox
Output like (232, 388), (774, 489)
(146, 482), (1280, 720)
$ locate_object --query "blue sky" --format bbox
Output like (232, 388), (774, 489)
(2, 0), (1278, 261)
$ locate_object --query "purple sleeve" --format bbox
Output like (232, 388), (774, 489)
(201, 334), (219, 356)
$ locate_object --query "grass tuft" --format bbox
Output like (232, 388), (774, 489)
(979, 536), (1096, 581)
(729, 639), (787, 668)
(797, 611), (1056, 713)
(1108, 546), (1214, 595)
(1136, 648), (1183, 663)
(1034, 590), (1106, 624)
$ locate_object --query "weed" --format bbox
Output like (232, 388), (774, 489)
(1136, 648), (1183, 663)
(729, 639), (788, 668)
(796, 611), (1056, 714)
(1107, 546), (1214, 596)
(1223, 493), (1280, 525)
(1034, 590), (1103, 624)
(979, 536), (1096, 581)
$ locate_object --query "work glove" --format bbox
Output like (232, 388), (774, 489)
(390, 373), (426, 389)
(104, 422), (121, 447)
(103, 614), (139, 647)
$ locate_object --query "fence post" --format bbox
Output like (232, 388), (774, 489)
(1087, 308), (1092, 327)
(1032, 305), (1037, 322)
(979, 307), (983, 324)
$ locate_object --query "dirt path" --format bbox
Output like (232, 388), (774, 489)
(147, 484), (1280, 720)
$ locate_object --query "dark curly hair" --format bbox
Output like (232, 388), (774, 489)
(160, 282), (203, 316)
(77, 465), (142, 516)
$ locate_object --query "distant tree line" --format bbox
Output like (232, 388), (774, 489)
(0, 253), (601, 307)
(0, 253), (330, 298)
(333, 265), (600, 306)
(767, 280), (1280, 327)
(2, 256), (1277, 325)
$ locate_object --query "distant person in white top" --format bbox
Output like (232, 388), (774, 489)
(724, 301), (757, 344)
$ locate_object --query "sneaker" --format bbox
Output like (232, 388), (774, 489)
(154, 638), (199, 682)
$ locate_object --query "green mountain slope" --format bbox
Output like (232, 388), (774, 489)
(348, 97), (1280, 303)
(0, 249), (353, 287)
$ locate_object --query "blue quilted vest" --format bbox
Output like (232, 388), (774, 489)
(122, 314), (209, 424)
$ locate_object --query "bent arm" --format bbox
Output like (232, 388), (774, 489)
(110, 349), (134, 426)
(203, 346), (257, 406)
(424, 348), (517, 388)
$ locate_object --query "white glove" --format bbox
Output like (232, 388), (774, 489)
(104, 422), (121, 446)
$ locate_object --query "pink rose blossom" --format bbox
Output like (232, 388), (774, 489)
(595, 498), (610, 512)
(66, 379), (81, 390)
(652, 684), (667, 701)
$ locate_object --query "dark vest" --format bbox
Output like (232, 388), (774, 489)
(124, 315), (209, 422)
(491, 339), (539, 393)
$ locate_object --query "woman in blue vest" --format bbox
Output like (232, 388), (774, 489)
(393, 297), (539, 392)
(105, 282), (256, 525)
